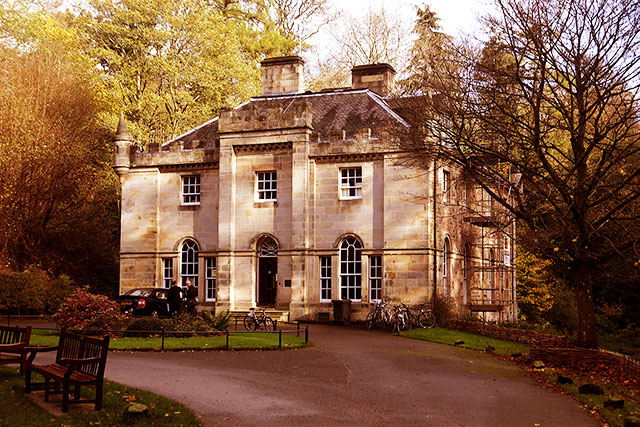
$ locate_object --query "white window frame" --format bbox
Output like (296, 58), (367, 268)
(256, 171), (277, 202)
(205, 257), (216, 301)
(162, 258), (173, 289)
(181, 175), (201, 205)
(339, 167), (362, 200)
(340, 238), (362, 301)
(320, 256), (332, 302)
(369, 255), (382, 302)
(442, 170), (450, 203)
(181, 240), (199, 288)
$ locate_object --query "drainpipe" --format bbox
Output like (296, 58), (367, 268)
(432, 158), (438, 307)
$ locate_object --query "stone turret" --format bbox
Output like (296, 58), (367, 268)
(112, 113), (133, 177)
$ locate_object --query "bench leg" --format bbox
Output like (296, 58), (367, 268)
(62, 381), (70, 413)
(44, 379), (50, 402)
(95, 381), (103, 411)
(24, 366), (32, 394)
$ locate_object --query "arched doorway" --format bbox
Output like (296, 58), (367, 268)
(257, 236), (278, 306)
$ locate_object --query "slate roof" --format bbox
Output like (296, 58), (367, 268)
(163, 88), (408, 149)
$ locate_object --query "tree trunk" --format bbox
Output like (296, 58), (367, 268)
(573, 262), (598, 348)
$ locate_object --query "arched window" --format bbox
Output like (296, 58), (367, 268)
(443, 237), (451, 296)
(258, 236), (278, 257)
(340, 237), (362, 301)
(181, 240), (199, 288)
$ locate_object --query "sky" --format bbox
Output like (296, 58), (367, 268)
(302, 0), (491, 73)
(336, 0), (489, 37)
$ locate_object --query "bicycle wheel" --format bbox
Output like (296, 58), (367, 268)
(422, 310), (436, 328)
(365, 311), (375, 330)
(243, 315), (258, 331)
(263, 316), (274, 331)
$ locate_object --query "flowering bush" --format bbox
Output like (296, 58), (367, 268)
(55, 288), (129, 331)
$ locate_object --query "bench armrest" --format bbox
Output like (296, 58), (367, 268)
(0, 342), (26, 353)
(59, 357), (102, 379)
(24, 345), (59, 365)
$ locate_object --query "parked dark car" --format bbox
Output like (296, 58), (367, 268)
(116, 288), (170, 317)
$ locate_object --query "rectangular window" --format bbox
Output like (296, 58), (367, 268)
(340, 167), (362, 199)
(162, 258), (173, 289)
(369, 255), (382, 302)
(442, 170), (450, 203)
(320, 256), (332, 302)
(206, 257), (216, 301)
(182, 175), (200, 205)
(256, 171), (277, 201)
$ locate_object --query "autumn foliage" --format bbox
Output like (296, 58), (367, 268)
(55, 288), (129, 331)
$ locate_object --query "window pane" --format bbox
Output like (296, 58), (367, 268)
(320, 256), (332, 301)
(369, 255), (382, 301)
(181, 240), (199, 288)
(339, 167), (362, 199)
(340, 237), (362, 301)
(257, 171), (277, 201)
(182, 176), (201, 204)
(206, 257), (216, 301)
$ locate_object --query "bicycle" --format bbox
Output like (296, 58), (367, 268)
(391, 304), (409, 333)
(365, 301), (392, 330)
(400, 303), (436, 329)
(243, 307), (275, 331)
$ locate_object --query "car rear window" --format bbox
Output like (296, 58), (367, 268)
(124, 289), (153, 297)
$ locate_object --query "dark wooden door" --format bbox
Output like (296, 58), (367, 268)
(258, 257), (277, 306)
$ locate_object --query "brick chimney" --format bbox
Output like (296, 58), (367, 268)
(351, 63), (396, 96)
(260, 56), (305, 95)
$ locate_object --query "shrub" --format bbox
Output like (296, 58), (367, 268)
(0, 268), (48, 314)
(434, 295), (457, 327)
(170, 313), (213, 337)
(201, 309), (232, 330)
(0, 268), (74, 315)
(124, 318), (173, 337)
(55, 287), (129, 331)
(44, 274), (74, 314)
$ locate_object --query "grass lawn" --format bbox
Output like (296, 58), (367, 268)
(0, 366), (199, 426)
(402, 327), (529, 356)
(30, 328), (308, 351)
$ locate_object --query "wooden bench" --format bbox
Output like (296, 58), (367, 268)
(25, 329), (110, 413)
(0, 325), (32, 373)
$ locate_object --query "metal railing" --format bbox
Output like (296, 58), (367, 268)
(29, 325), (309, 351)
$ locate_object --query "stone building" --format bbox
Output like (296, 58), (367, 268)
(112, 56), (517, 322)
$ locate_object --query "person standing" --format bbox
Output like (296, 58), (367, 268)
(185, 279), (198, 315)
(168, 280), (183, 317)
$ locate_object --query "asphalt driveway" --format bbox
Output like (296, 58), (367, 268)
(104, 324), (598, 426)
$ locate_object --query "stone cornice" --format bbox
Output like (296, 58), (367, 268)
(311, 152), (384, 163)
(154, 162), (219, 172)
(233, 141), (293, 154)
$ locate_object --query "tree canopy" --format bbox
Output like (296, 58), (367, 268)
(399, 0), (640, 347)
(72, 0), (296, 145)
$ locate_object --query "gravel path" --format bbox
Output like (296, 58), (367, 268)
(104, 324), (598, 426)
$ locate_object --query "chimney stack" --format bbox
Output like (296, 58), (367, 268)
(260, 56), (305, 96)
(351, 63), (396, 96)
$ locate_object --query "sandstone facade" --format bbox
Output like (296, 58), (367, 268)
(113, 57), (518, 322)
